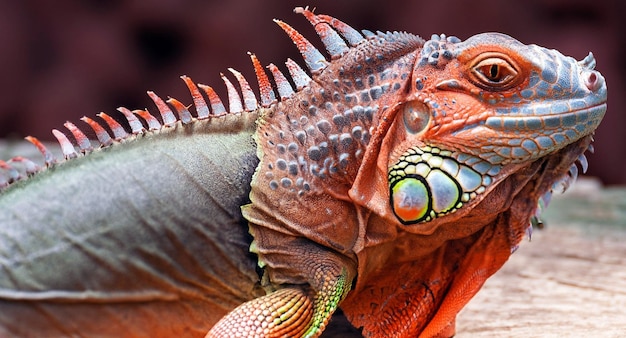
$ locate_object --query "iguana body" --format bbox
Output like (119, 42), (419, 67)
(0, 7), (607, 337)
(0, 113), (262, 336)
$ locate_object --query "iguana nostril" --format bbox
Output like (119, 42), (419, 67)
(584, 70), (602, 91)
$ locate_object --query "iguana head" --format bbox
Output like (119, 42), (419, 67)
(351, 32), (607, 230)
(342, 30), (606, 336)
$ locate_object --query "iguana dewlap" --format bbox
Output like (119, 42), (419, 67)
(0, 7), (607, 338)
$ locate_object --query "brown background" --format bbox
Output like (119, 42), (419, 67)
(0, 0), (623, 184)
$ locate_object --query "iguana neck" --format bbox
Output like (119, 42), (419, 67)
(245, 31), (425, 262)
(341, 135), (593, 336)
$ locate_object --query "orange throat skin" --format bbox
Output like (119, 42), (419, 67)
(340, 136), (594, 337)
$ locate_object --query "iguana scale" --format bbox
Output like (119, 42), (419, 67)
(0, 7), (607, 337)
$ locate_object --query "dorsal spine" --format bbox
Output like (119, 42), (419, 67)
(0, 7), (373, 189)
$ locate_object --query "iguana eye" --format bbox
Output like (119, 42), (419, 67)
(470, 54), (520, 90)
(402, 100), (430, 134)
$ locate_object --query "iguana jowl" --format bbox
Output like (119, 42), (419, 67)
(0, 7), (607, 337)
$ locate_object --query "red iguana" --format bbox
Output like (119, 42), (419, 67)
(0, 7), (607, 337)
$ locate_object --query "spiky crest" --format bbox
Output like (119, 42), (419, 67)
(0, 7), (370, 190)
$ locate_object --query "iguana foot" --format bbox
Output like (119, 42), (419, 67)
(206, 269), (350, 338)
(206, 288), (313, 338)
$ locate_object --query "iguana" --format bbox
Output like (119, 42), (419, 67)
(0, 7), (607, 338)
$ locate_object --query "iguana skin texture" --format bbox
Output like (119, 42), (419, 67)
(0, 7), (607, 338)
(0, 113), (265, 336)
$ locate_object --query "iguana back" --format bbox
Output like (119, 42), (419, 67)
(0, 111), (263, 336)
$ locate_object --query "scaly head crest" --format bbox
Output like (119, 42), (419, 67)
(375, 32), (607, 227)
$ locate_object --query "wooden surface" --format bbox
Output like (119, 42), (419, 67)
(457, 178), (626, 337)
(2, 141), (625, 336)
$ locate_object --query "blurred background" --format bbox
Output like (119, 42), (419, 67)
(0, 0), (623, 184)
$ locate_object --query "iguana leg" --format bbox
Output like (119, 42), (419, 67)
(206, 268), (351, 338)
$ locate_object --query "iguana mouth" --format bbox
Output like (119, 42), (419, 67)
(486, 103), (607, 133)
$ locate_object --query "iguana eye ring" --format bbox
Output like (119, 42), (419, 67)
(469, 53), (520, 90)
(402, 100), (431, 134)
